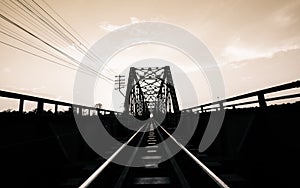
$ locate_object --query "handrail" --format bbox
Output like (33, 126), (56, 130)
(183, 80), (300, 112)
(1, 80), (299, 114)
(0, 90), (119, 115)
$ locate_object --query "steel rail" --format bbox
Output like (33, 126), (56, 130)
(79, 122), (148, 188)
(154, 121), (230, 188)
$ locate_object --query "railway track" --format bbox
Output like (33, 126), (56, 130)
(78, 120), (229, 188)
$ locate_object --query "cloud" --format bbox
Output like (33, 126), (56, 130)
(271, 0), (300, 26)
(130, 17), (141, 24)
(98, 22), (122, 32)
(200, 0), (300, 66)
(221, 42), (300, 63)
(220, 47), (300, 101)
(98, 17), (146, 32)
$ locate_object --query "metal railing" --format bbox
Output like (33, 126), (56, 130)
(0, 90), (119, 115)
(183, 80), (300, 113)
(1, 80), (299, 115)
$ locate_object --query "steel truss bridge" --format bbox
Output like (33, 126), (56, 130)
(0, 67), (299, 188)
(124, 66), (179, 120)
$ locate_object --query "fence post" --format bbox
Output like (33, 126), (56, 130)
(258, 93), (267, 107)
(54, 104), (58, 115)
(37, 100), (44, 114)
(19, 98), (24, 113)
(219, 102), (224, 110)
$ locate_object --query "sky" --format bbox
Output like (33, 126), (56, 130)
(0, 0), (300, 111)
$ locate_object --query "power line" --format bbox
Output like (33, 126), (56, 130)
(31, 0), (116, 76)
(1, 0), (69, 49)
(30, 0), (117, 77)
(8, 0), (85, 60)
(0, 28), (77, 69)
(18, 0), (74, 45)
(0, 21), (71, 68)
(0, 40), (92, 77)
(33, 0), (85, 47)
(39, 0), (118, 76)
(0, 28), (113, 84)
(2, 0), (115, 79)
(0, 1), (118, 84)
(0, 13), (114, 82)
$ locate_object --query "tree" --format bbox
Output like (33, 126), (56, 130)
(95, 103), (102, 109)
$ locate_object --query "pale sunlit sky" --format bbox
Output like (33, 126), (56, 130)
(0, 0), (299, 111)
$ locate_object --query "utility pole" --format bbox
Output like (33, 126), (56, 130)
(115, 75), (126, 97)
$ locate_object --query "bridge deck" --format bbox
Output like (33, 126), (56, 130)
(75, 120), (228, 188)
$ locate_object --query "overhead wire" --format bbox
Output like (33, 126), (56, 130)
(0, 24), (106, 78)
(1, 0), (69, 49)
(0, 13), (114, 82)
(10, 0), (87, 60)
(0, 20), (74, 70)
(1, 0), (117, 84)
(0, 28), (78, 70)
(0, 28), (114, 83)
(38, 0), (118, 76)
(6, 0), (94, 72)
(0, 26), (116, 85)
(28, 0), (117, 76)
(0, 40), (96, 77)
(18, 0), (75, 45)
